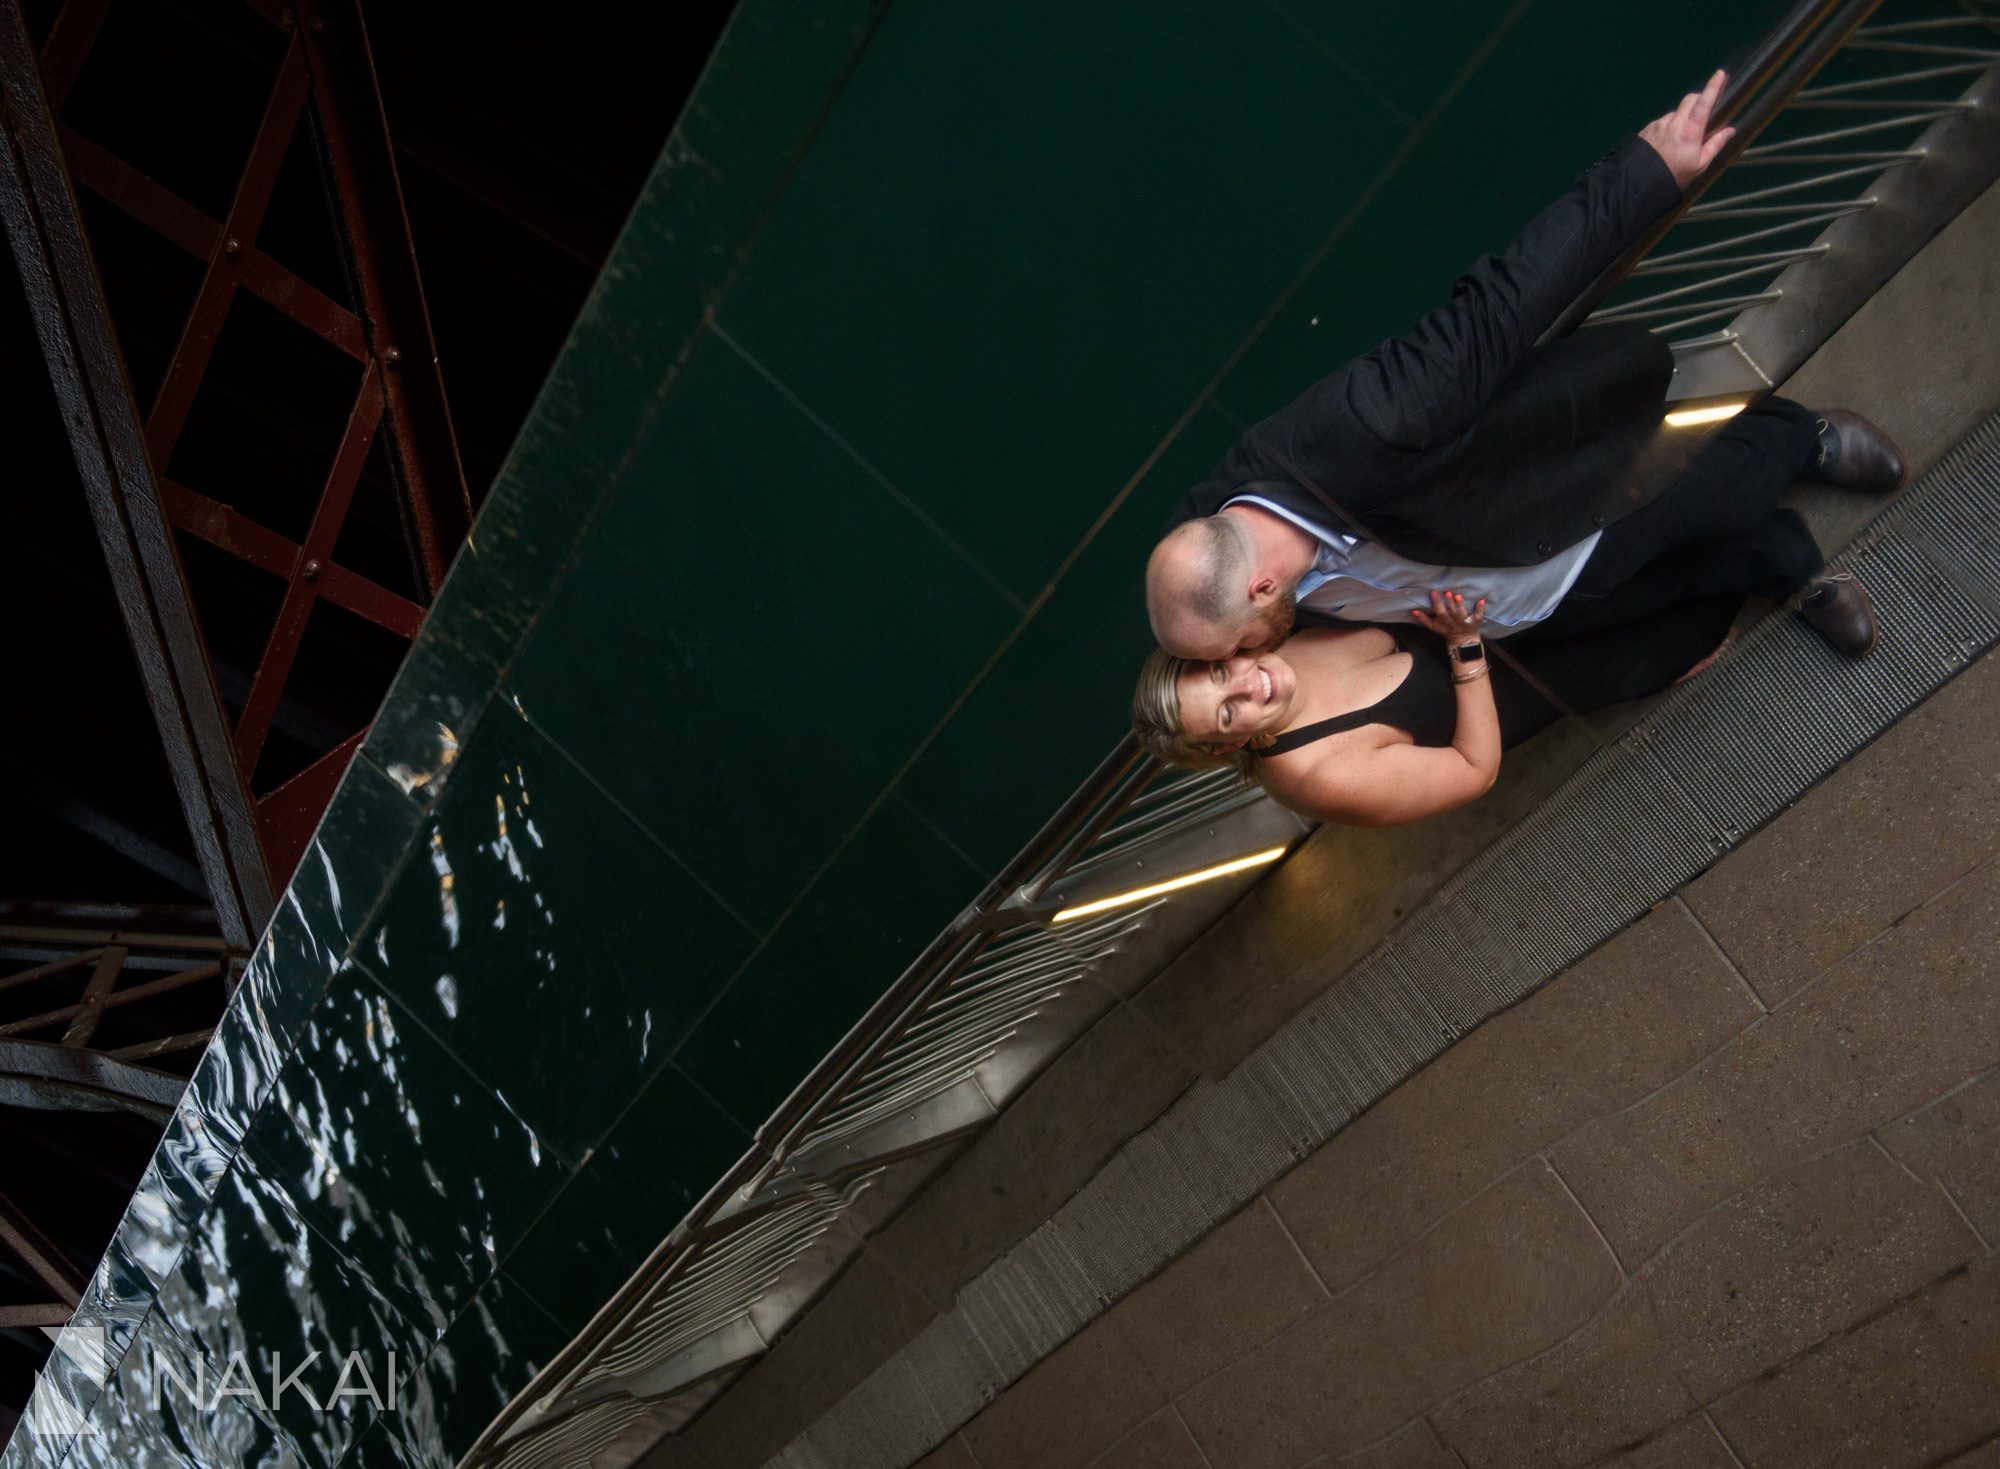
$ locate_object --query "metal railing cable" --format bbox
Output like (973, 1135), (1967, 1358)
(1543, 0), (1880, 341)
(1589, 0), (1998, 348)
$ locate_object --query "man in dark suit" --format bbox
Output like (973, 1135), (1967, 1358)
(1147, 72), (1900, 664)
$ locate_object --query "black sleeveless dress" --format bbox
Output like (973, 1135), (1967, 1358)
(1256, 593), (1744, 759)
(1260, 626), (1458, 755)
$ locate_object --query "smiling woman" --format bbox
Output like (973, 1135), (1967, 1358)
(1132, 588), (1747, 827)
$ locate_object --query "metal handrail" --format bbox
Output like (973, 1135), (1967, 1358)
(1599, 0), (2000, 384)
(1544, 0), (1881, 341)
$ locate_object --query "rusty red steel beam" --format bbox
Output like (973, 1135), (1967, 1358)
(105, 1027), (215, 1063)
(10, 0), (469, 907)
(0, 948), (99, 997)
(295, 0), (471, 592)
(102, 959), (222, 1006)
(58, 944), (124, 1046)
(143, 37), (311, 469)
(0, 958), (223, 1039)
(0, 1005), (83, 1039)
(59, 124), (368, 358)
(233, 367), (386, 773)
(59, 126), (213, 252)
(162, 477), (422, 636)
(257, 727), (367, 884)
(0, 956), (225, 1072)
(0, 0), (272, 950)
(238, 245), (368, 356)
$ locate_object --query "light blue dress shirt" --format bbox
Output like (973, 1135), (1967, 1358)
(1225, 495), (1601, 639)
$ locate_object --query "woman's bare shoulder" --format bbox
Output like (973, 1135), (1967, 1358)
(1257, 736), (1392, 821)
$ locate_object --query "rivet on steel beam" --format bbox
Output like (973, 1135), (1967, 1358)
(224, 237), (241, 259)
(383, 346), (401, 368)
(310, 17), (326, 35)
(303, 559), (322, 581)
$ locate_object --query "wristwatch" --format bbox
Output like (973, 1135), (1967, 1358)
(1449, 639), (1486, 664)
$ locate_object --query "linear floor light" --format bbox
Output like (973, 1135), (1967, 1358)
(1664, 400), (1750, 428)
(1049, 845), (1291, 924)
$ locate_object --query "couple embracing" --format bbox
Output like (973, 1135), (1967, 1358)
(1132, 72), (1902, 827)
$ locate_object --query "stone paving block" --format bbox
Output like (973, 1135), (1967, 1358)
(1551, 857), (2000, 1266)
(1642, 1135), (1980, 1402)
(1684, 652), (2000, 1005)
(1942, 1442), (2000, 1469)
(1178, 1160), (1619, 1468)
(1134, 719), (1601, 1080)
(1269, 902), (1756, 1293)
(682, 1247), (937, 1468)
(912, 1433), (982, 1469)
(960, 1314), (1163, 1469)
(1710, 1255), (2000, 1469)
(1591, 1416), (1740, 1469)
(1431, 1284), (1694, 1469)
(875, 1003), (1198, 1307)
(1879, 1067), (2000, 1245)
(1338, 1419), (1464, 1467)
(1101, 1198), (1326, 1398)
(1086, 1409), (1209, 1469)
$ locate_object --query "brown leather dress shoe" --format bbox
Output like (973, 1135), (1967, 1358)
(1810, 410), (1907, 492)
(1793, 571), (1878, 657)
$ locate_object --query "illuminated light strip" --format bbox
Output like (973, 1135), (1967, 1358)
(1049, 845), (1290, 924)
(1664, 400), (1749, 428)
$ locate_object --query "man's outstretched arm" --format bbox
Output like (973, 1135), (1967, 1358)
(1327, 71), (1735, 455)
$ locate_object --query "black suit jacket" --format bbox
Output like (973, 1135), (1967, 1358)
(1168, 135), (1685, 569)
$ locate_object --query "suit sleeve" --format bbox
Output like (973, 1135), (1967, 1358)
(1330, 135), (1681, 455)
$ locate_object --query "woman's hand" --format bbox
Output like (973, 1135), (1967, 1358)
(1410, 589), (1486, 648)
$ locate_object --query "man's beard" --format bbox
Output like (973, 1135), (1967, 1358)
(1242, 587), (1298, 655)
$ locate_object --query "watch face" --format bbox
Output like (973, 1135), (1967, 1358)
(1452, 640), (1484, 663)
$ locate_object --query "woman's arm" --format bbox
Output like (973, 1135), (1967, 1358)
(1267, 591), (1502, 826)
(1272, 736), (1497, 827)
(1269, 681), (1501, 826)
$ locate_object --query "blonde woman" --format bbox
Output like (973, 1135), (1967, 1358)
(1131, 589), (1739, 826)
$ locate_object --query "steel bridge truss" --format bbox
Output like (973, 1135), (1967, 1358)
(0, 0), (470, 950)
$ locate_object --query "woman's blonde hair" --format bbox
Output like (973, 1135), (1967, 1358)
(1130, 647), (1269, 779)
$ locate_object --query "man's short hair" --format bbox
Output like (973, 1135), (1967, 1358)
(1149, 514), (1251, 633)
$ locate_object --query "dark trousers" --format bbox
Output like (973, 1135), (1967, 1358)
(1491, 592), (1746, 746)
(1534, 395), (1825, 639)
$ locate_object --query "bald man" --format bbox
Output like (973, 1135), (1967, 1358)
(1148, 74), (1897, 663)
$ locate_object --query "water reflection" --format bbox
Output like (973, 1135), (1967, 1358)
(426, 832), (459, 949)
(40, 711), (737, 1465)
(384, 721), (459, 799)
